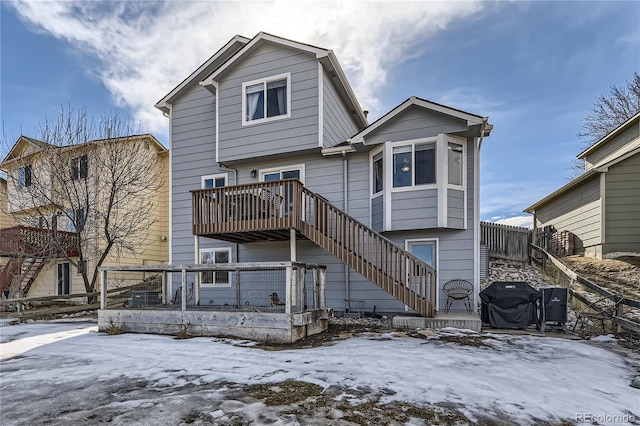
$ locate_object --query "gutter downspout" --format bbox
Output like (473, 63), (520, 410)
(474, 117), (489, 313)
(342, 151), (351, 313)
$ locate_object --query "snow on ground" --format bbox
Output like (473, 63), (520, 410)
(0, 320), (638, 425)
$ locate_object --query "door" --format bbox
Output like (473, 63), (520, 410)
(262, 168), (302, 217)
(57, 262), (70, 295)
(406, 240), (437, 309)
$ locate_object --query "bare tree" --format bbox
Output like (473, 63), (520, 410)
(570, 72), (640, 178)
(1, 106), (164, 296)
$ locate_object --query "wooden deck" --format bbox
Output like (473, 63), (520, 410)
(191, 180), (437, 317)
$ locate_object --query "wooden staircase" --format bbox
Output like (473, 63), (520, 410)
(192, 179), (437, 317)
(5, 257), (47, 299)
(0, 257), (21, 295)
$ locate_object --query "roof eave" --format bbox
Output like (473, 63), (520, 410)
(524, 169), (598, 213)
(577, 111), (640, 159)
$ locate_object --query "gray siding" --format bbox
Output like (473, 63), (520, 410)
(448, 189), (464, 229)
(390, 189), (438, 230)
(604, 152), (640, 254)
(371, 195), (383, 232)
(586, 122), (639, 170)
(345, 153), (370, 223)
(217, 43), (319, 163)
(363, 106), (467, 144)
(171, 84), (227, 271)
(322, 70), (359, 147)
(535, 176), (601, 253)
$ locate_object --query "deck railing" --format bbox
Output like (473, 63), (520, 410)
(0, 226), (79, 257)
(192, 179), (436, 317)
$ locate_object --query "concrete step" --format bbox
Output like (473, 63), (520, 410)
(393, 313), (482, 332)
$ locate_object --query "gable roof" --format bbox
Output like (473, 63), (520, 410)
(1, 134), (166, 168)
(524, 146), (640, 213)
(199, 32), (368, 129)
(577, 111), (640, 159)
(349, 96), (492, 145)
(154, 35), (250, 115)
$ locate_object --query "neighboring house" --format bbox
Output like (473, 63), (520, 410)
(525, 112), (640, 259)
(155, 32), (492, 315)
(0, 134), (169, 298)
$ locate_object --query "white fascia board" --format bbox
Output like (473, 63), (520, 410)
(321, 145), (356, 156)
(412, 97), (484, 125)
(155, 35), (250, 113)
(577, 112), (640, 159)
(202, 32), (329, 87)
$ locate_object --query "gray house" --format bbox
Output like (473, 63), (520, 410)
(525, 112), (640, 259)
(155, 32), (492, 316)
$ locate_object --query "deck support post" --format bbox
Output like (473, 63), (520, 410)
(194, 236), (200, 306)
(181, 268), (187, 311)
(161, 271), (168, 304)
(100, 270), (107, 309)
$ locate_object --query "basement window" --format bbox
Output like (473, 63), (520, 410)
(199, 248), (231, 287)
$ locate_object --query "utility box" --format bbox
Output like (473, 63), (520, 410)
(539, 287), (567, 332)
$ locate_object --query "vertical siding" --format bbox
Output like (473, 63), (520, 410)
(322, 70), (359, 147)
(535, 176), (601, 253)
(362, 106), (467, 145)
(217, 43), (319, 162)
(586, 123), (639, 170)
(604, 152), (640, 254)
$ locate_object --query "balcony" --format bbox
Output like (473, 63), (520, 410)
(192, 179), (304, 243)
(0, 226), (79, 258)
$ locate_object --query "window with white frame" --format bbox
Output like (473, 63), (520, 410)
(372, 152), (383, 194)
(17, 164), (32, 189)
(70, 154), (88, 180)
(392, 142), (435, 188)
(199, 248), (231, 287)
(406, 240), (436, 268)
(201, 173), (227, 189)
(242, 73), (290, 125)
(447, 142), (463, 186)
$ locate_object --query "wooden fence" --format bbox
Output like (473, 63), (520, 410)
(480, 221), (531, 262)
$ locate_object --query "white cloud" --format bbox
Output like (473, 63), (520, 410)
(494, 215), (533, 229)
(8, 0), (485, 136)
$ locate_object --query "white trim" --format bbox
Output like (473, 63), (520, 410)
(198, 247), (233, 288)
(259, 163), (306, 183)
(436, 134), (447, 228)
(214, 80), (220, 163)
(473, 137), (480, 313)
(168, 106), (173, 264)
(204, 32), (329, 85)
(155, 35), (249, 113)
(405, 238), (439, 312)
(241, 73), (291, 126)
(369, 145), (385, 229)
(318, 62), (324, 148)
(352, 96), (484, 145)
(384, 142), (392, 231)
(201, 173), (228, 188)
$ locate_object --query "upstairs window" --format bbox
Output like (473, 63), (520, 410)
(373, 152), (383, 194)
(71, 154), (88, 180)
(67, 208), (85, 232)
(392, 142), (435, 188)
(17, 164), (32, 189)
(448, 142), (463, 186)
(242, 73), (290, 125)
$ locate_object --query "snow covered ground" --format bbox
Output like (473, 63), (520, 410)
(0, 319), (638, 425)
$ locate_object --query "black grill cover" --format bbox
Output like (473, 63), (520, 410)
(480, 282), (540, 328)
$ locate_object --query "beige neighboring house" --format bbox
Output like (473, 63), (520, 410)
(525, 112), (640, 259)
(0, 134), (169, 298)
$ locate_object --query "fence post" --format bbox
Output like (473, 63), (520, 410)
(100, 269), (107, 310)
(181, 268), (187, 312)
(300, 266), (306, 312)
(320, 267), (327, 309)
(285, 266), (293, 314)
(615, 303), (624, 334)
(161, 271), (167, 305)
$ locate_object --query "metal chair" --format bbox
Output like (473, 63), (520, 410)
(443, 280), (474, 313)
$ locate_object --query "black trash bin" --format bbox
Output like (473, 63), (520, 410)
(480, 282), (540, 328)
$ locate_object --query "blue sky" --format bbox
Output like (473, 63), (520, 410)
(1, 1), (638, 225)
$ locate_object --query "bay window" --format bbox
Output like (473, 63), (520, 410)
(448, 142), (463, 186)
